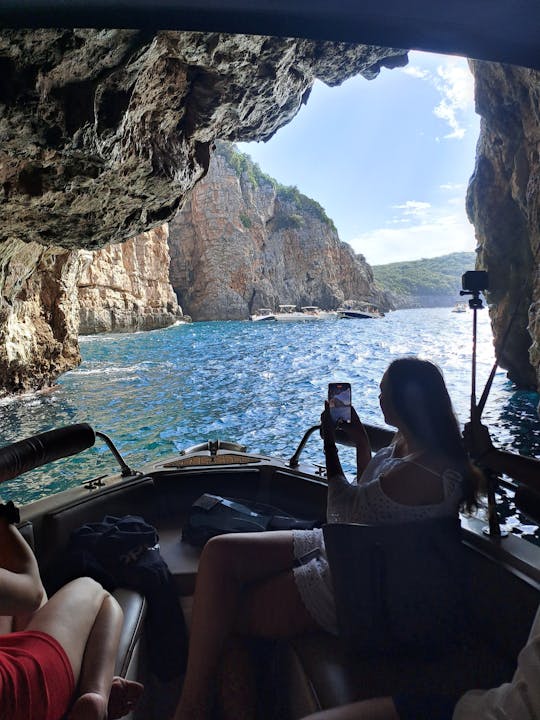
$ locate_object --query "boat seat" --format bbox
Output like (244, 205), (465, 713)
(17, 520), (35, 549)
(113, 588), (147, 679)
(282, 628), (517, 717)
(323, 519), (467, 658)
(274, 525), (539, 718)
(112, 589), (148, 720)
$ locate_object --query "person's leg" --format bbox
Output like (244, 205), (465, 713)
(65, 593), (143, 720)
(216, 637), (258, 720)
(25, 577), (142, 720)
(301, 698), (400, 720)
(173, 531), (317, 720)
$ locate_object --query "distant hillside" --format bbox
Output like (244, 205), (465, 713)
(372, 252), (477, 308)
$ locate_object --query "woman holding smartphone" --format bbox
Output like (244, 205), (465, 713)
(173, 356), (482, 720)
(298, 427), (540, 720)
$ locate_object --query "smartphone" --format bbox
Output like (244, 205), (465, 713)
(328, 382), (352, 425)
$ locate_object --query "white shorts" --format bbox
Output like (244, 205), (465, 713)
(292, 528), (338, 635)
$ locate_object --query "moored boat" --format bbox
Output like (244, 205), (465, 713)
(452, 301), (468, 313)
(275, 304), (322, 321)
(274, 305), (338, 321)
(249, 308), (276, 322)
(301, 306), (338, 320)
(337, 303), (385, 319)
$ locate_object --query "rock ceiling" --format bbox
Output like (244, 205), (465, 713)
(0, 29), (406, 250)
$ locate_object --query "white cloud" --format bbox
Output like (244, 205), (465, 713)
(349, 198), (477, 265)
(402, 66), (429, 80)
(440, 183), (465, 191)
(393, 200), (431, 218)
(401, 54), (475, 140)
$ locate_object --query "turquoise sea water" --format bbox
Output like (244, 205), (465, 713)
(1, 307), (539, 538)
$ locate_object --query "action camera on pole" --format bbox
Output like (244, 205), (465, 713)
(461, 270), (488, 310)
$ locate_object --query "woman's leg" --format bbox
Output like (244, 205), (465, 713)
(173, 531), (317, 720)
(25, 577), (142, 720)
(65, 593), (143, 720)
(302, 698), (400, 720)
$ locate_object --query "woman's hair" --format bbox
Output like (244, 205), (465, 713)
(385, 356), (483, 510)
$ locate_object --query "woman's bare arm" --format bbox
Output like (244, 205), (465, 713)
(0, 518), (46, 617)
(321, 402), (347, 482)
(464, 422), (540, 490)
(334, 407), (372, 477)
(323, 404), (372, 478)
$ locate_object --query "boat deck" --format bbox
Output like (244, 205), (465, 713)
(17, 455), (540, 719)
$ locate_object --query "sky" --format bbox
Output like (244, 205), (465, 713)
(238, 50), (480, 266)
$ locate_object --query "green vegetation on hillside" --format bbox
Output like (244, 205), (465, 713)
(216, 141), (336, 231)
(372, 252), (476, 299)
(216, 141), (275, 188)
(274, 184), (336, 231)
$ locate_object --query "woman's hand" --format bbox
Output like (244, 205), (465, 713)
(333, 407), (367, 447)
(463, 421), (495, 460)
(320, 401), (337, 447)
(328, 406), (372, 478)
(320, 401), (346, 482)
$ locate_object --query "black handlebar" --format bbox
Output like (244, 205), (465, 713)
(0, 423), (96, 484)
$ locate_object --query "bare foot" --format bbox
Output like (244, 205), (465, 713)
(67, 692), (108, 720)
(67, 678), (143, 720)
(107, 676), (144, 719)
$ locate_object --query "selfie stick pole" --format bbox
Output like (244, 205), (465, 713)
(459, 287), (484, 423)
(460, 284), (502, 538)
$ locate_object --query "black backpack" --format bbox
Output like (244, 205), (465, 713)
(182, 493), (320, 547)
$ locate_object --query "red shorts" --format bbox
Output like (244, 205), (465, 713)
(0, 630), (75, 720)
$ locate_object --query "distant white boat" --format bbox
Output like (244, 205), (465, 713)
(337, 303), (384, 319)
(274, 304), (336, 321)
(274, 304), (314, 321)
(300, 306), (338, 320)
(451, 301), (468, 313)
(249, 308), (276, 322)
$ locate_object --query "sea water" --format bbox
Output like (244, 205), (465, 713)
(1, 307), (539, 540)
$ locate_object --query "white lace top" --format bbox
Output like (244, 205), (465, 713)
(326, 444), (464, 524)
(292, 444), (465, 635)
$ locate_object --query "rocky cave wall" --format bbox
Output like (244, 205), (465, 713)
(0, 241), (81, 394)
(78, 224), (185, 334)
(169, 143), (383, 320)
(0, 28), (406, 395)
(467, 61), (540, 388)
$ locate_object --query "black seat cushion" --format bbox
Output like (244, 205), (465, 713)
(323, 517), (468, 658)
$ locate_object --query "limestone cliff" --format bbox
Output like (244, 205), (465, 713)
(78, 225), (184, 334)
(0, 29), (406, 393)
(467, 61), (540, 388)
(0, 242), (81, 395)
(169, 143), (383, 320)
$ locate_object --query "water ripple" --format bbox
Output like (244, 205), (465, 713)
(1, 308), (539, 543)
